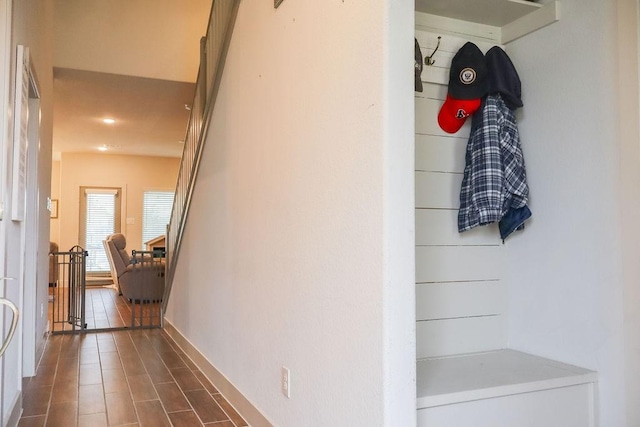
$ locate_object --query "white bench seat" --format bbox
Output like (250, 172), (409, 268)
(417, 349), (597, 427)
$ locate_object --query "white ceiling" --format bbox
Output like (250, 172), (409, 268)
(53, 68), (195, 158)
(52, 0), (213, 159)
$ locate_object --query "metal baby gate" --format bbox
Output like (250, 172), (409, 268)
(49, 245), (88, 333)
(49, 246), (164, 334)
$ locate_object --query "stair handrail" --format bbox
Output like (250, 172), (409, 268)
(162, 0), (241, 316)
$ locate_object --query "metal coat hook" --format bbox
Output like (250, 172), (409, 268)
(425, 36), (441, 66)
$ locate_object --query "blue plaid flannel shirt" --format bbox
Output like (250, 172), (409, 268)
(458, 94), (529, 233)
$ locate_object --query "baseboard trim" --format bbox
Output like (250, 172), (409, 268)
(34, 328), (49, 370)
(163, 320), (273, 427)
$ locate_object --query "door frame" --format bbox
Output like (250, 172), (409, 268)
(21, 59), (41, 377)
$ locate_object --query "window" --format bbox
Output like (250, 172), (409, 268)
(142, 191), (174, 248)
(79, 187), (121, 273)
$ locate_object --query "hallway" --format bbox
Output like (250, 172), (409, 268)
(19, 329), (248, 426)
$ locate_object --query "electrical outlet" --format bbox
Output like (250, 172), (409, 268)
(40, 303), (44, 318)
(281, 366), (291, 398)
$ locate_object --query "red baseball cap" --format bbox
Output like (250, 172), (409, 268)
(437, 95), (481, 134)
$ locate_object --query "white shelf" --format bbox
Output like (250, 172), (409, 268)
(417, 349), (597, 409)
(416, 0), (540, 27)
(416, 0), (560, 44)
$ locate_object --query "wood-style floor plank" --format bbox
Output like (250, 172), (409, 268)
(105, 392), (137, 426)
(77, 412), (108, 427)
(46, 401), (78, 427)
(127, 374), (158, 401)
(22, 385), (52, 417)
(155, 382), (191, 413)
(184, 390), (229, 424)
(78, 384), (106, 415)
(168, 410), (204, 426)
(134, 400), (172, 427)
(17, 415), (45, 427)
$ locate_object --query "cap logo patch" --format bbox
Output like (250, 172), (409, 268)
(456, 108), (469, 119)
(459, 67), (476, 85)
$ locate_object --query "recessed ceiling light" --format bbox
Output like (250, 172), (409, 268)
(98, 144), (121, 151)
(102, 118), (116, 124)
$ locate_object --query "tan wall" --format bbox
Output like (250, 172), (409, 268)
(55, 152), (179, 253)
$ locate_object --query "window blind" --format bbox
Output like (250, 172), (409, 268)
(142, 191), (174, 247)
(84, 189), (117, 272)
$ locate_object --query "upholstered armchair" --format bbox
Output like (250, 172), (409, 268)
(104, 233), (164, 302)
(103, 238), (121, 295)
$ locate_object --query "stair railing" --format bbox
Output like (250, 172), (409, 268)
(162, 0), (241, 317)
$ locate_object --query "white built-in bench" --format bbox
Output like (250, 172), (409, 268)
(417, 350), (597, 426)
(415, 21), (597, 427)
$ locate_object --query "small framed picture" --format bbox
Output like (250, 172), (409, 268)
(50, 199), (58, 219)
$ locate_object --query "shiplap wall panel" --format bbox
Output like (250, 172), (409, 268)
(416, 281), (507, 321)
(415, 171), (462, 209)
(419, 81), (447, 100)
(421, 66), (449, 88)
(415, 134), (467, 173)
(417, 316), (507, 359)
(416, 246), (501, 283)
(415, 96), (473, 137)
(416, 209), (499, 246)
(415, 28), (507, 359)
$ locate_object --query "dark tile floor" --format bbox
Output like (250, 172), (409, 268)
(19, 329), (248, 427)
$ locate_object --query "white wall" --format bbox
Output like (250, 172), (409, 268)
(505, 0), (637, 425)
(165, 0), (415, 425)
